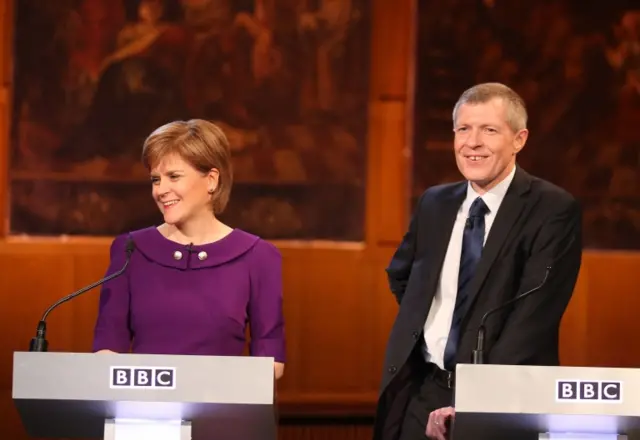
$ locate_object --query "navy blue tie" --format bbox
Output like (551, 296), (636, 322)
(443, 197), (489, 371)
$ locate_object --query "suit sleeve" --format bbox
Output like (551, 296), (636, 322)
(248, 240), (286, 363)
(488, 198), (582, 365)
(92, 234), (133, 353)
(386, 192), (425, 304)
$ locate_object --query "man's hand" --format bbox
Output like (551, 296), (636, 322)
(426, 406), (455, 440)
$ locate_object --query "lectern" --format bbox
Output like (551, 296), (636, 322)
(452, 364), (640, 440)
(12, 351), (276, 440)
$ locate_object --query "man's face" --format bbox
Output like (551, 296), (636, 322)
(453, 98), (528, 193)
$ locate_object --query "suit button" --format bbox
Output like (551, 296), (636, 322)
(412, 331), (419, 339)
(388, 365), (397, 374)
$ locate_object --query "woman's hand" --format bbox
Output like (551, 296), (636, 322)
(274, 362), (285, 380)
(95, 349), (117, 354)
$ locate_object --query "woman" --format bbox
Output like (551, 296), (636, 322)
(92, 119), (285, 380)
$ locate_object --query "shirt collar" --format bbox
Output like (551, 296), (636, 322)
(465, 165), (516, 214)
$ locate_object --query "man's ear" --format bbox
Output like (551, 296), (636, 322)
(514, 129), (529, 154)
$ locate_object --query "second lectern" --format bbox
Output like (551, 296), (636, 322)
(452, 364), (640, 440)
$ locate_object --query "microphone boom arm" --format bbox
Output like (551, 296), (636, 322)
(29, 240), (135, 353)
(470, 233), (576, 365)
(471, 266), (551, 364)
(40, 260), (131, 323)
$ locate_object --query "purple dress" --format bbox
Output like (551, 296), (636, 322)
(92, 226), (286, 363)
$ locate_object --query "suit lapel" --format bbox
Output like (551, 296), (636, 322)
(423, 183), (467, 304)
(462, 167), (532, 316)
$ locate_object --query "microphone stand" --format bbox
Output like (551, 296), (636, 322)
(471, 267), (551, 364)
(29, 240), (135, 352)
(471, 233), (576, 364)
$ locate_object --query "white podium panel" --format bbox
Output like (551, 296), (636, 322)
(12, 351), (277, 440)
(453, 364), (640, 440)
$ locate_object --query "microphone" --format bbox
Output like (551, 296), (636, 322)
(29, 239), (135, 352)
(471, 234), (577, 364)
(186, 243), (194, 269)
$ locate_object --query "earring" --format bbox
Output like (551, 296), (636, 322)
(208, 189), (214, 194)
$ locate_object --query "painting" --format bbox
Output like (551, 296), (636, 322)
(9, 0), (369, 240)
(413, 0), (640, 249)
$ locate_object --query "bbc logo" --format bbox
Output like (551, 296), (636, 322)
(110, 366), (176, 389)
(556, 380), (622, 402)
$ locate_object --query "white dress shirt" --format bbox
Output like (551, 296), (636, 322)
(422, 166), (516, 369)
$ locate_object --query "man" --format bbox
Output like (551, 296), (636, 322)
(373, 83), (582, 440)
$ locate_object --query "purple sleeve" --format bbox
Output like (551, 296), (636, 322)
(92, 234), (132, 352)
(248, 240), (286, 363)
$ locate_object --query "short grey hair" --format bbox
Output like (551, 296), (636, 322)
(452, 82), (528, 132)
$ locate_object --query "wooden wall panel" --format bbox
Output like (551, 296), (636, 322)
(558, 258), (589, 367)
(0, 250), (76, 384)
(286, 247), (375, 394)
(583, 253), (640, 367)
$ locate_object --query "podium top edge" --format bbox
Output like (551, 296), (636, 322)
(13, 351), (275, 362)
(456, 364), (637, 373)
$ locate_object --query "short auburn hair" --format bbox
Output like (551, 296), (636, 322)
(453, 82), (528, 133)
(142, 119), (233, 214)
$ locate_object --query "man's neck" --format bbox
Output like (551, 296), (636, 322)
(470, 163), (516, 195)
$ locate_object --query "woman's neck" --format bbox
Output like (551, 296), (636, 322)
(160, 215), (232, 245)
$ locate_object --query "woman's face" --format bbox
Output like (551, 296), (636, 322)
(150, 153), (218, 226)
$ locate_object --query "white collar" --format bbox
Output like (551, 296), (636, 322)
(465, 165), (516, 214)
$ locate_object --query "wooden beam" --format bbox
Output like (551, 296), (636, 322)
(365, 0), (416, 246)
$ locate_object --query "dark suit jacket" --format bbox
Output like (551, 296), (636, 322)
(373, 166), (582, 440)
